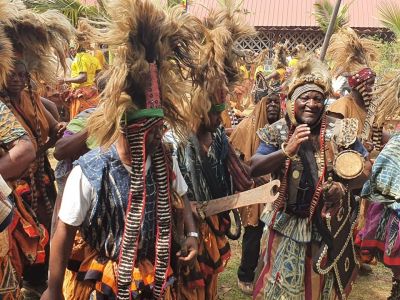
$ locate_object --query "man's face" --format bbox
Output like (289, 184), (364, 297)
(145, 122), (163, 155)
(206, 111), (222, 132)
(264, 94), (280, 123)
(6, 62), (27, 95)
(294, 90), (325, 126)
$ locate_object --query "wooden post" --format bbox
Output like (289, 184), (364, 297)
(319, 0), (342, 61)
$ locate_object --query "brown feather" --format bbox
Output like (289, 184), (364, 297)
(327, 27), (379, 76)
(4, 5), (75, 84)
(190, 0), (255, 129)
(87, 0), (201, 148)
(374, 73), (400, 126)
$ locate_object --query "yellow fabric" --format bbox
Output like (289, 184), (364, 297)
(240, 65), (249, 79)
(71, 52), (101, 90)
(327, 95), (366, 134)
(289, 58), (299, 67)
(276, 68), (286, 82)
(93, 50), (106, 69)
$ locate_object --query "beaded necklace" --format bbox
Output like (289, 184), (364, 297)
(271, 114), (327, 224)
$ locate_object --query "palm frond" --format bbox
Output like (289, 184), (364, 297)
(378, 1), (400, 39)
(313, 0), (350, 33)
(22, 0), (107, 27)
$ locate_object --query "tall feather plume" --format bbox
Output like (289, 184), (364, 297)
(0, 0), (16, 87)
(374, 72), (400, 127)
(4, 4), (75, 84)
(327, 27), (379, 76)
(87, 0), (202, 148)
(42, 10), (76, 73)
(190, 0), (255, 129)
(273, 42), (288, 69)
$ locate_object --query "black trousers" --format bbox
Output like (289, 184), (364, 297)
(237, 221), (264, 283)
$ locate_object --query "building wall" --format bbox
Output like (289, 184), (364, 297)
(237, 26), (395, 65)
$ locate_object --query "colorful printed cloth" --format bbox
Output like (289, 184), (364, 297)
(177, 127), (232, 299)
(0, 101), (26, 146)
(358, 135), (400, 276)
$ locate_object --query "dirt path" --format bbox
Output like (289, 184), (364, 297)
(218, 240), (391, 300)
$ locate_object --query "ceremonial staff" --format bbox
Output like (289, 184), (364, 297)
(320, 0), (342, 61)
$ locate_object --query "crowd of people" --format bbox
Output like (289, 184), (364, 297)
(0, 0), (400, 300)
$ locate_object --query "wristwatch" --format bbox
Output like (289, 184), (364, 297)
(186, 231), (199, 239)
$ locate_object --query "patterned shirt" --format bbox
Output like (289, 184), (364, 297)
(0, 101), (27, 146)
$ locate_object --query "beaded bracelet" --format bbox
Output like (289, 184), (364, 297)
(281, 142), (297, 160)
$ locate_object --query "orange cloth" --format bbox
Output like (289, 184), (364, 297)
(8, 90), (50, 149)
(178, 215), (230, 300)
(0, 191), (48, 299)
(68, 86), (99, 120)
(327, 95), (366, 134)
(63, 234), (176, 300)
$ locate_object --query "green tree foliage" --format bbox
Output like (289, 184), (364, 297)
(378, 0), (400, 39)
(22, 0), (107, 27)
(313, 0), (351, 33)
(376, 1), (400, 74)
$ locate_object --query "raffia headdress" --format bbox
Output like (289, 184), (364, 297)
(286, 55), (332, 125)
(190, 0), (255, 128)
(0, 0), (16, 87)
(3, 4), (75, 84)
(273, 42), (289, 69)
(327, 27), (378, 87)
(88, 0), (201, 147)
(374, 72), (400, 127)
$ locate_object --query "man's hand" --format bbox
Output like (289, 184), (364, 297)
(176, 236), (198, 266)
(55, 122), (67, 139)
(284, 124), (311, 157)
(40, 288), (64, 300)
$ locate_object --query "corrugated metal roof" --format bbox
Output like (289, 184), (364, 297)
(187, 0), (385, 28)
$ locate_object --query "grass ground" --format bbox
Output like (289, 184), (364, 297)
(218, 240), (392, 300)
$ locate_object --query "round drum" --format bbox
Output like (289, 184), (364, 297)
(334, 150), (364, 180)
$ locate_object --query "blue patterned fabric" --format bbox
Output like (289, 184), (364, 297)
(76, 146), (159, 261)
(362, 134), (400, 214)
(76, 146), (131, 260)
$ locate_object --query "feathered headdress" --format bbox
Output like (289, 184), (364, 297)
(327, 27), (378, 79)
(374, 72), (400, 127)
(88, 0), (201, 147)
(190, 0), (255, 128)
(286, 55), (332, 125)
(0, 0), (17, 87)
(3, 4), (75, 84)
(272, 42), (288, 69)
